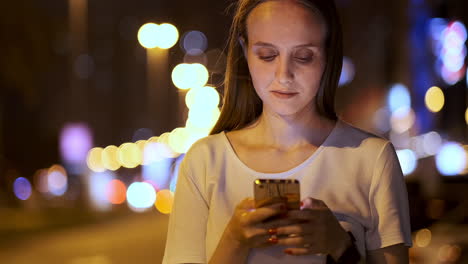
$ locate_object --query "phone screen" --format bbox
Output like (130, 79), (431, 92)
(254, 179), (300, 210)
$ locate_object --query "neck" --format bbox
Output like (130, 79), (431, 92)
(250, 107), (336, 150)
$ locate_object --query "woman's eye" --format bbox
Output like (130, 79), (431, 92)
(295, 56), (313, 63)
(259, 55), (276, 61)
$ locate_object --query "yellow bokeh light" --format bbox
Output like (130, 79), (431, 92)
(87, 147), (106, 172)
(186, 107), (221, 130)
(101, 145), (121, 171)
(157, 23), (179, 49)
(156, 133), (180, 158)
(438, 244), (461, 262)
(425, 86), (445, 113)
(171, 63), (209, 90)
(155, 189), (174, 214)
(168, 127), (189, 153)
(465, 108), (468, 125)
(415, 228), (432, 248)
(118, 143), (142, 168)
(138, 23), (159, 49)
(185, 86), (220, 110)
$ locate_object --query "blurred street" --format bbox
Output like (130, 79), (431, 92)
(0, 211), (169, 264)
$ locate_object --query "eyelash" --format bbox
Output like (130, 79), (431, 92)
(259, 55), (313, 63)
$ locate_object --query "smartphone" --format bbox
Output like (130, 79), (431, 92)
(253, 179), (301, 210)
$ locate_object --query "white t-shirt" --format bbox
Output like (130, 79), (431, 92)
(163, 120), (412, 264)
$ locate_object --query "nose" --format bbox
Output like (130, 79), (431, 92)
(276, 57), (294, 86)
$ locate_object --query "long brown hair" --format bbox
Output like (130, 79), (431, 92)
(210, 0), (343, 135)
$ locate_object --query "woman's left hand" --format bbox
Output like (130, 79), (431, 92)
(265, 197), (352, 258)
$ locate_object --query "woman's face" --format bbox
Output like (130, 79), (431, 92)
(245, 0), (326, 117)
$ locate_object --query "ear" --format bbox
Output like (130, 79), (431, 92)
(238, 36), (247, 58)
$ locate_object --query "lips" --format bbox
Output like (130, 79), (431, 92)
(271, 91), (298, 99)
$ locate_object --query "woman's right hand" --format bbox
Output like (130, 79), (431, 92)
(224, 197), (288, 249)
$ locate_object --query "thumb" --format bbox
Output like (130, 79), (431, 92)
(300, 197), (325, 210)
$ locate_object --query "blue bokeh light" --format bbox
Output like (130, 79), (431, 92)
(13, 177), (32, 201)
(436, 142), (466, 176)
(396, 149), (418, 176)
(127, 182), (156, 209)
(339, 57), (355, 86)
(387, 84), (411, 113)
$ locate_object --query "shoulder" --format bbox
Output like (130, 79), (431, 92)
(333, 119), (391, 153)
(181, 132), (228, 167)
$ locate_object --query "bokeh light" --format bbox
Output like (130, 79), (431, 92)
(415, 228), (432, 248)
(101, 145), (121, 171)
(185, 86), (220, 110)
(48, 165), (68, 196)
(387, 84), (411, 113)
(168, 127), (190, 154)
(424, 86), (445, 113)
(105, 179), (127, 205)
(89, 171), (114, 211)
(438, 244), (462, 262)
(338, 56), (355, 86)
(13, 177), (32, 201)
(118, 142), (142, 169)
(157, 23), (179, 49)
(158, 133), (181, 158)
(181, 30), (208, 55)
(138, 23), (159, 49)
(87, 147), (106, 172)
(390, 107), (415, 134)
(373, 107), (391, 133)
(33, 169), (49, 193)
(422, 131), (442, 156)
(186, 107), (221, 130)
(126, 182), (157, 210)
(60, 123), (93, 165)
(142, 158), (172, 189)
(396, 149), (418, 176)
(465, 107), (468, 125)
(171, 63), (209, 90)
(155, 189), (174, 214)
(436, 142), (466, 176)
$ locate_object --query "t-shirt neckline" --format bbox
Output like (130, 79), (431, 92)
(221, 119), (341, 178)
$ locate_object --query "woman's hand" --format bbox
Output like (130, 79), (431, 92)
(224, 197), (289, 249)
(265, 197), (352, 259)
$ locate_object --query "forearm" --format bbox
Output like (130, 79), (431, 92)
(208, 230), (250, 264)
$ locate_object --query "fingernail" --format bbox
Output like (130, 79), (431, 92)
(268, 228), (277, 235)
(284, 249), (293, 255)
(268, 237), (278, 244)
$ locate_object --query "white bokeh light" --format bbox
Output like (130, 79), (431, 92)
(436, 142), (466, 176)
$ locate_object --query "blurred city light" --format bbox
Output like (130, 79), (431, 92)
(87, 147), (106, 172)
(13, 177), (32, 201)
(171, 63), (209, 90)
(186, 107), (220, 130)
(168, 127), (190, 154)
(89, 171), (114, 211)
(415, 228), (432, 248)
(157, 23), (179, 49)
(138, 23), (159, 49)
(438, 244), (462, 262)
(185, 86), (220, 110)
(126, 182), (156, 210)
(33, 169), (49, 193)
(422, 131), (442, 156)
(338, 56), (355, 86)
(424, 86), (445, 113)
(436, 142), (467, 176)
(396, 149), (418, 176)
(105, 179), (127, 205)
(182, 30), (208, 55)
(118, 142), (142, 169)
(158, 133), (181, 158)
(60, 123), (93, 165)
(465, 107), (468, 124)
(101, 145), (121, 171)
(48, 165), (68, 196)
(155, 189), (174, 214)
(390, 107), (415, 134)
(372, 107), (391, 133)
(387, 84), (411, 113)
(142, 158), (172, 190)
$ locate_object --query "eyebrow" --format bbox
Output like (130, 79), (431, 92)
(252, 41), (320, 48)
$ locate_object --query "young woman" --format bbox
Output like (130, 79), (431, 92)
(163, 0), (412, 263)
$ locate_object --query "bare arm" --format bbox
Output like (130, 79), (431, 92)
(367, 243), (409, 264)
